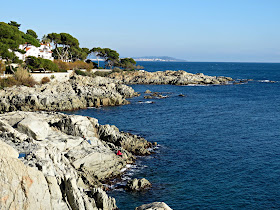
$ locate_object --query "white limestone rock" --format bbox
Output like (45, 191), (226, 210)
(0, 111), (154, 209)
(0, 140), (18, 158)
(135, 202), (173, 210)
(16, 115), (50, 140)
(0, 141), (52, 210)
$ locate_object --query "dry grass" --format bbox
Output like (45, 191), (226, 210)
(41, 77), (50, 84)
(54, 60), (69, 71)
(0, 62), (5, 74)
(0, 66), (38, 88)
(14, 67), (30, 81)
(54, 60), (94, 71)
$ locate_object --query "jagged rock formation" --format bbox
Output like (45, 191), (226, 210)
(0, 111), (152, 209)
(126, 178), (152, 191)
(135, 202), (173, 210)
(108, 70), (233, 85)
(0, 75), (138, 113)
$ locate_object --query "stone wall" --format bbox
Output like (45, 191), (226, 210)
(31, 70), (74, 83)
(31, 69), (111, 83)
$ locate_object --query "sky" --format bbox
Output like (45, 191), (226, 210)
(1, 0), (280, 62)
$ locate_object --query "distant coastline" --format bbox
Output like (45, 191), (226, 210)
(133, 56), (186, 62)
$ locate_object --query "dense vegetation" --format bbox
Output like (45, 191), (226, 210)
(91, 47), (142, 70)
(26, 56), (59, 72)
(0, 21), (40, 63)
(45, 33), (89, 62)
(0, 20), (143, 85)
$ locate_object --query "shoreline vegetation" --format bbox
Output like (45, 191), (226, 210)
(0, 21), (234, 209)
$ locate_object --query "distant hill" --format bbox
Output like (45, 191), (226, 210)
(133, 56), (187, 62)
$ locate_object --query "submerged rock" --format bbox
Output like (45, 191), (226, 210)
(144, 91), (169, 99)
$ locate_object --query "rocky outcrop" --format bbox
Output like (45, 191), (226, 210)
(144, 91), (169, 99)
(0, 111), (153, 209)
(126, 178), (152, 191)
(0, 75), (138, 113)
(97, 124), (152, 156)
(109, 70), (233, 85)
(135, 202), (173, 210)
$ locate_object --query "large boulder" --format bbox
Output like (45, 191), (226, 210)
(126, 178), (151, 191)
(16, 115), (50, 140)
(98, 124), (152, 156)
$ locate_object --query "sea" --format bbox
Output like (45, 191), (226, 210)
(67, 62), (280, 209)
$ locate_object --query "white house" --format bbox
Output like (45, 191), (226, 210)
(15, 43), (54, 61)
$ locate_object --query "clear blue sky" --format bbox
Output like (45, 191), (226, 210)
(1, 0), (280, 62)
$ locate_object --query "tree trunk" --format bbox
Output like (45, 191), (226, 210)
(9, 65), (15, 74)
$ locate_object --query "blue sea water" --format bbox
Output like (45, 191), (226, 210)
(68, 62), (280, 209)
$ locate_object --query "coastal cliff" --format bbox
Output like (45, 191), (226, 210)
(0, 75), (138, 113)
(0, 111), (152, 209)
(108, 70), (233, 85)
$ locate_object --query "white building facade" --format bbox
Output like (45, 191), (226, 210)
(15, 43), (54, 61)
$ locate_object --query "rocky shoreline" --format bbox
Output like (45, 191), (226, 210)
(0, 70), (234, 114)
(0, 111), (154, 209)
(0, 70), (234, 209)
(108, 70), (234, 85)
(0, 75), (138, 113)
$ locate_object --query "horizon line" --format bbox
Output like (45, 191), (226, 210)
(135, 60), (280, 64)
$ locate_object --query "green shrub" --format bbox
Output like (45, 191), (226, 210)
(0, 77), (19, 89)
(75, 69), (88, 76)
(26, 56), (59, 72)
(93, 71), (110, 77)
(41, 59), (59, 72)
(112, 67), (122, 73)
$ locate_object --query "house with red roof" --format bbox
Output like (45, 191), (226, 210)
(15, 43), (54, 61)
